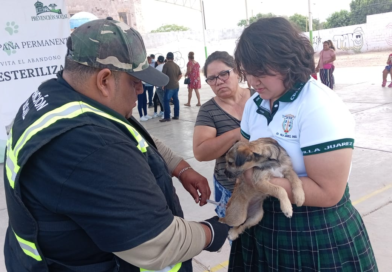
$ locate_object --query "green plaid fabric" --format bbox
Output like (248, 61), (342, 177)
(228, 185), (378, 272)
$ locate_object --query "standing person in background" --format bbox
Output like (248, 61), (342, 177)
(193, 51), (254, 217)
(152, 93), (163, 118)
(152, 56), (165, 118)
(184, 52), (202, 107)
(382, 52), (392, 87)
(155, 56), (166, 113)
(316, 41), (336, 89)
(160, 52), (182, 122)
(150, 54), (156, 67)
(138, 83), (152, 122)
(327, 40), (336, 86)
(145, 56), (155, 108)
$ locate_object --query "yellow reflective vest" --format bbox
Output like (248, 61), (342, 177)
(4, 76), (185, 272)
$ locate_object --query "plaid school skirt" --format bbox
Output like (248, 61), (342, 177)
(228, 185), (378, 272)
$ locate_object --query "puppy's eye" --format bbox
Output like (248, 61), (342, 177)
(246, 156), (253, 162)
(253, 153), (263, 159)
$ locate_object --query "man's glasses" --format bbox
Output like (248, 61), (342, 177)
(205, 69), (233, 85)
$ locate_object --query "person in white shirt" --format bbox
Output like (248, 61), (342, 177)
(228, 17), (378, 272)
(150, 54), (156, 68)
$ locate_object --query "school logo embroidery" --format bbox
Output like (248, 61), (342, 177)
(282, 114), (296, 134)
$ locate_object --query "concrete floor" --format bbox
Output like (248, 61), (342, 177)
(1, 65), (392, 271)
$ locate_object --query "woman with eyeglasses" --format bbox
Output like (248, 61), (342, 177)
(229, 17), (377, 271)
(193, 51), (254, 217)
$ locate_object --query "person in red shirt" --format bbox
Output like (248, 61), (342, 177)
(184, 52), (202, 107)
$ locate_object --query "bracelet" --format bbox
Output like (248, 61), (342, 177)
(178, 166), (192, 181)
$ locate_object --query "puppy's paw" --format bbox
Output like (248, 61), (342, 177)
(283, 209), (293, 218)
(228, 228), (240, 241)
(293, 187), (305, 207)
(280, 202), (293, 218)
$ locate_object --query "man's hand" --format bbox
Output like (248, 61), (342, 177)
(200, 216), (229, 251)
(180, 168), (211, 206)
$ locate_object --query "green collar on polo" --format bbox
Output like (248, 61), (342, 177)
(253, 78), (309, 124)
(252, 78), (309, 107)
(278, 80), (308, 102)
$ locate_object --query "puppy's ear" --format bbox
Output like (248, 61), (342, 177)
(268, 144), (281, 160)
(235, 151), (252, 166)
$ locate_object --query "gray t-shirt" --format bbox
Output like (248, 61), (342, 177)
(195, 91), (254, 191)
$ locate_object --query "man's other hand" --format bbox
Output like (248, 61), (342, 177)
(180, 169), (211, 206)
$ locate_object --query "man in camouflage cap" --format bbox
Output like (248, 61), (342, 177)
(67, 17), (168, 87)
(4, 17), (229, 272)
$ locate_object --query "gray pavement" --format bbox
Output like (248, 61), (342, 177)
(1, 65), (392, 271)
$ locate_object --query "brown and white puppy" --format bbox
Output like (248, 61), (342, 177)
(220, 138), (305, 240)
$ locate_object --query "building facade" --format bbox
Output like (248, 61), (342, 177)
(66, 0), (145, 33)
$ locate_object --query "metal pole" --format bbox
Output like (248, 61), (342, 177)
(245, 0), (249, 25)
(306, 17), (308, 32)
(200, 0), (207, 59)
(308, 0), (313, 45)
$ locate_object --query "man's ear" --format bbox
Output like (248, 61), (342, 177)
(96, 69), (115, 97)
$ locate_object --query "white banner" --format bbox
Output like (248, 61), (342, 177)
(0, 0), (69, 162)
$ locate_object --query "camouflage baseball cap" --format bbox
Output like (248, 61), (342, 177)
(68, 17), (168, 86)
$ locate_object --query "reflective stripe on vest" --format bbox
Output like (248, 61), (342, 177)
(140, 263), (182, 272)
(6, 101), (149, 262)
(6, 101), (149, 189)
(13, 230), (42, 261)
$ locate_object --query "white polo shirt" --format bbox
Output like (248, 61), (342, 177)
(240, 77), (355, 177)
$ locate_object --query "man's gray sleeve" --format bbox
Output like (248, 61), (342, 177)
(114, 216), (206, 270)
(152, 136), (183, 174)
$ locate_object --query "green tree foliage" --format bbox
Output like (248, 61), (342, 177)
(288, 14), (325, 31)
(350, 0), (392, 25)
(238, 13), (324, 31)
(151, 24), (190, 33)
(312, 19), (325, 31)
(288, 13), (308, 31)
(237, 13), (276, 27)
(324, 10), (352, 28)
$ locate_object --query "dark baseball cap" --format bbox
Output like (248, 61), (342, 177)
(67, 17), (169, 86)
(157, 56), (164, 62)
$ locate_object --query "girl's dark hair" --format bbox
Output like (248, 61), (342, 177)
(327, 40), (336, 51)
(188, 51), (194, 60)
(234, 17), (315, 90)
(203, 51), (242, 80)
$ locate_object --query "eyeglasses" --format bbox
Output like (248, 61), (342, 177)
(205, 69), (233, 85)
